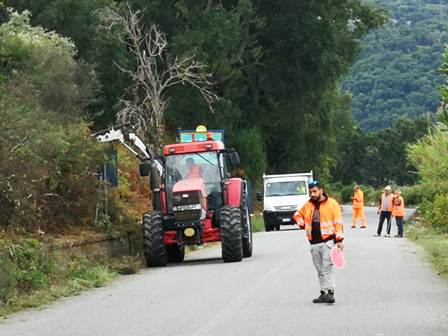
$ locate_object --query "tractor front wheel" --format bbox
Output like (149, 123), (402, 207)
(142, 212), (167, 267)
(220, 205), (243, 262)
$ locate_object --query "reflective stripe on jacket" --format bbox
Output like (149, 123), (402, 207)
(293, 197), (344, 242)
(392, 196), (405, 217)
(353, 190), (364, 209)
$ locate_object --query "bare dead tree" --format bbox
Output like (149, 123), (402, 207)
(100, 4), (218, 148)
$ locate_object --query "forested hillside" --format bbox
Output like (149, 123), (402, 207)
(342, 0), (448, 130)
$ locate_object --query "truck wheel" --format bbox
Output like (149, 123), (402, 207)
(220, 205), (243, 262)
(242, 202), (253, 258)
(142, 212), (167, 267)
(166, 245), (185, 263)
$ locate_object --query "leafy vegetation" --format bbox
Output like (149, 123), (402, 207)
(3, 0), (385, 187)
(401, 44), (448, 279)
(406, 43), (448, 233)
(0, 10), (104, 232)
(331, 116), (431, 187)
(342, 0), (448, 130)
(408, 126), (448, 232)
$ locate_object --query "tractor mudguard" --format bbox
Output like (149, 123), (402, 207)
(225, 178), (243, 207)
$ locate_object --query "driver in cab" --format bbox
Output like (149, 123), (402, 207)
(185, 158), (203, 178)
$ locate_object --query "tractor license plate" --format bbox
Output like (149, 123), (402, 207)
(282, 218), (291, 223)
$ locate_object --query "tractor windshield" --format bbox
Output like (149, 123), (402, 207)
(166, 152), (222, 209)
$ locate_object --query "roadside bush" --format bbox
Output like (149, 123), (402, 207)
(419, 195), (448, 233)
(408, 125), (448, 232)
(328, 182), (380, 205)
(0, 10), (104, 232)
(0, 239), (55, 302)
(67, 258), (116, 289)
(12, 239), (55, 291)
(0, 247), (16, 303)
(361, 185), (381, 206)
(340, 183), (355, 203)
(400, 185), (422, 206)
(323, 181), (342, 203)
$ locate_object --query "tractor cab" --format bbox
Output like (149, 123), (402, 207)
(163, 130), (236, 213)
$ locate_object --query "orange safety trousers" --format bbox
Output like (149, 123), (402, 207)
(352, 207), (367, 228)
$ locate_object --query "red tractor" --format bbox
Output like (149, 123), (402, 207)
(95, 125), (253, 266)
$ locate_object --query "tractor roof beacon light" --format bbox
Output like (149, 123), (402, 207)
(196, 125), (208, 133)
(178, 126), (225, 143)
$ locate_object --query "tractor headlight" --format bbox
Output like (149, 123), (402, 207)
(184, 228), (196, 238)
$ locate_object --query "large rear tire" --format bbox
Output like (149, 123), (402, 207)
(166, 245), (185, 263)
(220, 206), (243, 262)
(142, 212), (167, 267)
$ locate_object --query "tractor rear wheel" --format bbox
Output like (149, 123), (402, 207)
(220, 205), (243, 262)
(142, 212), (167, 267)
(166, 245), (185, 263)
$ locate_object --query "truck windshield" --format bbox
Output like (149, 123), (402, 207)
(265, 181), (307, 197)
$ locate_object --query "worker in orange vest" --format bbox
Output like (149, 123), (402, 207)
(293, 180), (344, 304)
(376, 185), (394, 237)
(352, 185), (367, 229)
(392, 190), (406, 238)
(185, 158), (203, 178)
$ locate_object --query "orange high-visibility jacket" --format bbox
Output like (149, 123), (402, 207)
(379, 193), (394, 212)
(187, 165), (202, 178)
(293, 197), (344, 242)
(392, 196), (405, 217)
(353, 189), (364, 209)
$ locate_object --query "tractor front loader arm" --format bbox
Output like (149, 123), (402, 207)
(93, 125), (164, 176)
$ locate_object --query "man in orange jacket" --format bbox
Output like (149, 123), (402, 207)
(392, 190), (406, 238)
(293, 180), (344, 304)
(185, 158), (203, 178)
(352, 185), (367, 229)
(376, 185), (394, 237)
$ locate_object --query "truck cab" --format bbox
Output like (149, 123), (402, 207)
(258, 172), (313, 231)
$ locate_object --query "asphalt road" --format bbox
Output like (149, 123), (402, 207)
(1, 206), (447, 336)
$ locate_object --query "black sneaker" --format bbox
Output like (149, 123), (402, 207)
(325, 290), (336, 304)
(313, 291), (327, 303)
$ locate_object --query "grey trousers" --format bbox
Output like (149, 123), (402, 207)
(310, 240), (336, 291)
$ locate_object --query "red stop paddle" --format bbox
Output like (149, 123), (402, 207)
(331, 246), (345, 269)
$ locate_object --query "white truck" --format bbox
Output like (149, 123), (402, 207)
(257, 172), (313, 231)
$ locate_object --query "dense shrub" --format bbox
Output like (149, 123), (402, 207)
(0, 11), (104, 232)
